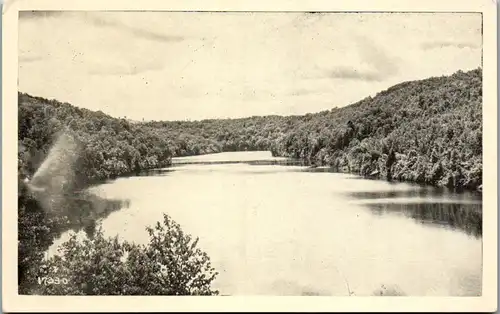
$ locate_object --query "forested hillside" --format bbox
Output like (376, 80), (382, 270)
(276, 68), (483, 190)
(19, 68), (482, 190)
(17, 68), (482, 293)
(19, 94), (174, 186)
(148, 68), (483, 190)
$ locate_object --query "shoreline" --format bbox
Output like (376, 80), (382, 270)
(96, 151), (484, 195)
(117, 151), (483, 195)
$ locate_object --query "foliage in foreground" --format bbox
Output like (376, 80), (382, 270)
(18, 68), (482, 293)
(17, 178), (129, 294)
(17, 180), (68, 294)
(36, 213), (219, 295)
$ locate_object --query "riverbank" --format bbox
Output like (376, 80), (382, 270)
(125, 149), (483, 194)
(19, 67), (482, 195)
(266, 151), (483, 193)
(45, 153), (481, 296)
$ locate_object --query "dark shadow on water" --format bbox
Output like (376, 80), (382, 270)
(364, 201), (482, 238)
(248, 160), (309, 167)
(171, 159), (307, 167)
(344, 185), (482, 237)
(346, 187), (482, 202)
(99, 159), (482, 240)
(132, 168), (176, 177)
(48, 191), (131, 238)
(299, 167), (342, 173)
(171, 159), (346, 174)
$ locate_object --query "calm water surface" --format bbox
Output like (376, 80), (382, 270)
(48, 151), (482, 296)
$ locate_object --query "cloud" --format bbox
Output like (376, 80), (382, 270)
(288, 88), (318, 97)
(323, 35), (400, 82)
(19, 55), (44, 63)
(420, 41), (480, 50)
(20, 11), (186, 43)
(19, 11), (65, 19)
(356, 36), (399, 76)
(18, 12), (483, 121)
(326, 67), (384, 82)
(85, 14), (186, 43)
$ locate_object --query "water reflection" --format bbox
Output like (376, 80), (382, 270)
(46, 151), (482, 296)
(135, 159), (483, 240)
(171, 159), (309, 167)
(60, 191), (131, 238)
(135, 168), (176, 177)
(354, 200), (482, 238)
(347, 188), (482, 202)
(345, 185), (482, 238)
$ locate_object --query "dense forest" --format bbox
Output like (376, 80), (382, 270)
(19, 68), (482, 191)
(147, 68), (483, 190)
(18, 68), (482, 294)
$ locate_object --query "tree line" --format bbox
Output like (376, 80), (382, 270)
(17, 67), (482, 295)
(20, 68), (483, 191)
(147, 68), (483, 191)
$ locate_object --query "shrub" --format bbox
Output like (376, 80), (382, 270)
(37, 213), (219, 295)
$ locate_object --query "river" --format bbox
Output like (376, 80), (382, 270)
(46, 151), (482, 296)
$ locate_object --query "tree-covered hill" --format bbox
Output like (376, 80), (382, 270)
(148, 68), (483, 190)
(17, 67), (482, 294)
(275, 68), (482, 190)
(19, 68), (482, 190)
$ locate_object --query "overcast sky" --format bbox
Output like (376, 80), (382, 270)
(19, 12), (482, 121)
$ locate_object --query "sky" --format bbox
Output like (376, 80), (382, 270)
(18, 12), (482, 121)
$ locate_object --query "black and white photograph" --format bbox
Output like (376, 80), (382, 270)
(3, 1), (498, 312)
